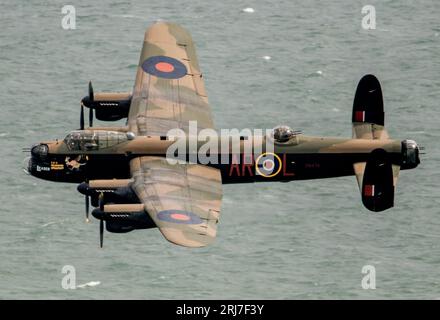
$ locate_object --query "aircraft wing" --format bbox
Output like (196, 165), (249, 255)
(127, 21), (214, 136)
(130, 156), (222, 247)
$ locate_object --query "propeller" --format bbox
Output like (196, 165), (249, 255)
(85, 194), (90, 222)
(98, 192), (104, 248)
(99, 192), (104, 210)
(77, 182), (91, 222)
(100, 219), (104, 248)
(80, 102), (85, 130)
(80, 81), (94, 130)
(88, 81), (94, 127)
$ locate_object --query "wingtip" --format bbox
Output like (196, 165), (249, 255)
(160, 228), (214, 248)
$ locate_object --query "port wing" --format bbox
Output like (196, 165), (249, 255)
(130, 156), (222, 247)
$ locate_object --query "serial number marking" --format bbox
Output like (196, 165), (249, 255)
(36, 165), (50, 172)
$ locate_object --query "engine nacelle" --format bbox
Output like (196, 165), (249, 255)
(81, 92), (131, 121)
(77, 179), (134, 207)
(111, 186), (139, 204)
(401, 139), (420, 170)
(92, 204), (156, 233)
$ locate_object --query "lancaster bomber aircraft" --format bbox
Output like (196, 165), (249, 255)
(25, 22), (420, 248)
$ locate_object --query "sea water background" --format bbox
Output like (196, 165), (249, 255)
(0, 0), (439, 299)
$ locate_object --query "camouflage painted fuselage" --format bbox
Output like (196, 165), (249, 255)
(28, 134), (405, 184)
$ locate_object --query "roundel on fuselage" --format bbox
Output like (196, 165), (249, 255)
(255, 152), (282, 178)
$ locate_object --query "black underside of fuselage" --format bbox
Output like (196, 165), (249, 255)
(29, 152), (403, 184)
(29, 154), (130, 183)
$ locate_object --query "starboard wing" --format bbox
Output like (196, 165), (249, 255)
(127, 22), (215, 136)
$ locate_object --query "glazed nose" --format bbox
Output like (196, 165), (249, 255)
(23, 156), (32, 175)
(31, 144), (48, 159)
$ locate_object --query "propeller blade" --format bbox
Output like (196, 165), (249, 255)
(80, 104), (85, 130)
(89, 108), (93, 127)
(85, 195), (90, 222)
(99, 192), (104, 210)
(88, 81), (94, 101)
(99, 219), (104, 248)
(98, 192), (104, 247)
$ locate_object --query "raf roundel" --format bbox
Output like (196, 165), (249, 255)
(157, 210), (203, 225)
(255, 152), (282, 178)
(141, 56), (188, 79)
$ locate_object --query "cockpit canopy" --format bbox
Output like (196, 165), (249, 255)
(64, 130), (130, 151)
(272, 125), (300, 143)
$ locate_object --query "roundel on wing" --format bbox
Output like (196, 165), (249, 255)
(157, 210), (203, 224)
(141, 56), (187, 79)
